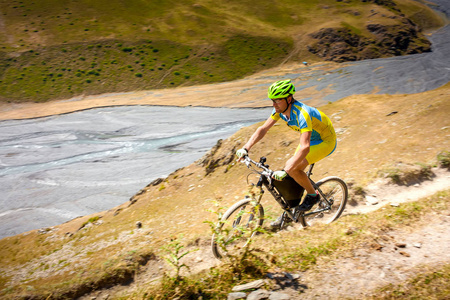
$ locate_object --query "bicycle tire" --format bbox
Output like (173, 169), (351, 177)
(211, 199), (264, 259)
(298, 176), (348, 227)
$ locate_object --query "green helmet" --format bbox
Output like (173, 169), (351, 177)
(268, 79), (296, 99)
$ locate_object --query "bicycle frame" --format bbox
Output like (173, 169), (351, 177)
(246, 157), (333, 225)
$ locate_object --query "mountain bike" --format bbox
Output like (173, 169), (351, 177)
(211, 155), (348, 259)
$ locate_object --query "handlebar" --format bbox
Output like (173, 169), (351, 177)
(241, 155), (273, 179)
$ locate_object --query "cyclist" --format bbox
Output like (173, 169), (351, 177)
(236, 79), (337, 227)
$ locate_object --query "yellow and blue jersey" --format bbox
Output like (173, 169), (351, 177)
(271, 101), (335, 146)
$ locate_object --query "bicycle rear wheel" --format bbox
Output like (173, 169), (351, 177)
(299, 176), (348, 227)
(211, 199), (264, 259)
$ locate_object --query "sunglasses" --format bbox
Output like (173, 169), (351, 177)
(271, 97), (288, 103)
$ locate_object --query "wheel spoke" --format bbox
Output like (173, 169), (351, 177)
(211, 199), (264, 259)
(303, 177), (348, 226)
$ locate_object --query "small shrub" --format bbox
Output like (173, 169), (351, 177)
(437, 151), (450, 168)
(353, 185), (365, 196)
(379, 163), (434, 185)
(80, 216), (100, 228)
(161, 236), (198, 281)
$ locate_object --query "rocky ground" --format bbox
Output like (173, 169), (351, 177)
(81, 168), (450, 300)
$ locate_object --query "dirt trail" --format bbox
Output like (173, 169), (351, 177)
(274, 168), (450, 299)
(83, 168), (450, 299)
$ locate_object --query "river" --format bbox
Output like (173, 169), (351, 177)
(0, 106), (271, 238)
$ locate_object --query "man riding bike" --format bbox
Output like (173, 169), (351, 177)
(236, 79), (337, 228)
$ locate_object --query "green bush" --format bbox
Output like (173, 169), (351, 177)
(437, 151), (450, 168)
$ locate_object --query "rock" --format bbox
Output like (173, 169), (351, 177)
(346, 227), (357, 235)
(269, 291), (291, 300)
(279, 141), (292, 147)
(38, 228), (51, 234)
(307, 19), (431, 62)
(386, 111), (398, 116)
(94, 220), (103, 226)
(247, 289), (270, 300)
(395, 242), (407, 248)
(228, 292), (247, 300)
(365, 195), (379, 205)
(148, 178), (164, 186)
(370, 242), (383, 251)
(399, 251), (411, 257)
(413, 243), (422, 248)
(136, 221), (142, 229)
(232, 279), (266, 292)
(284, 273), (298, 281)
(335, 128), (347, 134)
(266, 272), (283, 280)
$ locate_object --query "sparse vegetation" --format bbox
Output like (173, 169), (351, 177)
(437, 151), (450, 169)
(161, 236), (198, 281)
(366, 263), (450, 299)
(206, 196), (270, 262)
(378, 163), (434, 185)
(81, 215), (101, 228)
(126, 190), (450, 299)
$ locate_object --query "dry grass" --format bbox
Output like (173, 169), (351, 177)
(127, 189), (450, 299)
(365, 263), (450, 299)
(0, 83), (449, 298)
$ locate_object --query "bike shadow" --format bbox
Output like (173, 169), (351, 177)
(267, 272), (308, 292)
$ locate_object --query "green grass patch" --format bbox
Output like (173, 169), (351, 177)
(0, 36), (291, 102)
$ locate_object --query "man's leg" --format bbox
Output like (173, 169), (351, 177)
(270, 158), (316, 228)
(286, 159), (321, 211)
(286, 158), (315, 194)
(271, 140), (335, 227)
(290, 138), (336, 193)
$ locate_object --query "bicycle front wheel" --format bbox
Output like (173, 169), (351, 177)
(211, 199), (264, 259)
(299, 176), (348, 227)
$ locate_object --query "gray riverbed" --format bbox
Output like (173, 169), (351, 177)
(0, 107), (271, 238)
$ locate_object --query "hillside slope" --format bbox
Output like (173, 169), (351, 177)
(0, 0), (443, 102)
(0, 83), (448, 299)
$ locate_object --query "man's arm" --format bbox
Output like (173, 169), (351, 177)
(284, 130), (311, 173)
(243, 117), (277, 152)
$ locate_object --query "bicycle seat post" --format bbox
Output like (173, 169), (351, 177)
(307, 163), (315, 177)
